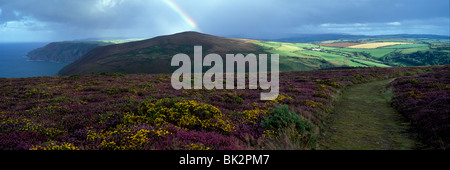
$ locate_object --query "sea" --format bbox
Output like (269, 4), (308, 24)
(0, 43), (70, 78)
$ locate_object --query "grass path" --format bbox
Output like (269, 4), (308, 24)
(319, 79), (419, 150)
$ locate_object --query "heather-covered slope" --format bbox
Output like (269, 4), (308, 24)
(390, 66), (450, 149)
(58, 31), (261, 75)
(0, 66), (433, 150)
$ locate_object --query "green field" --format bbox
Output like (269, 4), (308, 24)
(398, 46), (431, 54)
(325, 47), (396, 58)
(252, 38), (448, 70)
(382, 43), (429, 49)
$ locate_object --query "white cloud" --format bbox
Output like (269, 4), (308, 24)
(96, 0), (124, 12)
(299, 18), (448, 35)
(320, 23), (369, 27)
(387, 22), (401, 26)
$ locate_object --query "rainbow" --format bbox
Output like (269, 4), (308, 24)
(162, 0), (200, 31)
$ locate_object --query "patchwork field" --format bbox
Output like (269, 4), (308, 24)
(318, 43), (362, 47)
(252, 37), (448, 68)
(382, 43), (429, 49)
(347, 42), (412, 49)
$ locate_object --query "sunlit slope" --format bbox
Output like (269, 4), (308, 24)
(254, 38), (449, 68)
(253, 41), (391, 69)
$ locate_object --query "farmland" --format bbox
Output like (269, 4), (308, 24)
(347, 42), (412, 49)
(2, 65), (448, 150)
(319, 43), (362, 48)
(252, 37), (449, 69)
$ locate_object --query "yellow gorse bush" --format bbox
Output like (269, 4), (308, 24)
(88, 128), (151, 150)
(408, 91), (424, 99)
(313, 84), (328, 91)
(316, 79), (343, 88)
(139, 98), (235, 132)
(85, 98), (236, 150)
(303, 100), (323, 108)
(262, 129), (278, 139)
(30, 141), (79, 150)
(152, 127), (171, 137)
(128, 129), (150, 147)
(184, 143), (210, 150)
(272, 94), (294, 103)
(1, 117), (30, 126)
(88, 126), (172, 150)
(122, 112), (151, 125)
(17, 121), (64, 138)
(241, 109), (268, 124)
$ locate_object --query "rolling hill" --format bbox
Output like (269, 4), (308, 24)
(58, 31), (450, 75)
(27, 41), (103, 62)
(27, 39), (144, 62)
(58, 31), (263, 75)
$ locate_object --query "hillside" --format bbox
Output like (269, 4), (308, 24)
(27, 38), (144, 63)
(57, 31), (450, 75)
(58, 32), (261, 75)
(3, 65), (447, 150)
(27, 42), (103, 62)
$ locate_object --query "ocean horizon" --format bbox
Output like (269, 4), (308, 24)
(0, 43), (70, 78)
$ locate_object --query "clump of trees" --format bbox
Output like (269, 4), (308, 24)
(381, 51), (450, 66)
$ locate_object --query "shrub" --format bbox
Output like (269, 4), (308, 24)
(313, 92), (330, 99)
(240, 109), (268, 125)
(313, 84), (328, 91)
(302, 100), (323, 108)
(272, 94), (294, 103)
(30, 141), (79, 150)
(138, 98), (234, 132)
(261, 105), (316, 149)
(222, 92), (244, 104)
(261, 105), (314, 136)
(317, 79), (342, 88)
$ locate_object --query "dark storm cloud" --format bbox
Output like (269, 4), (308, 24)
(190, 0), (449, 38)
(0, 0), (448, 42)
(0, 7), (21, 23)
(0, 0), (191, 42)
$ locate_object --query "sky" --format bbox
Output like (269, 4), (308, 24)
(0, 0), (449, 42)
